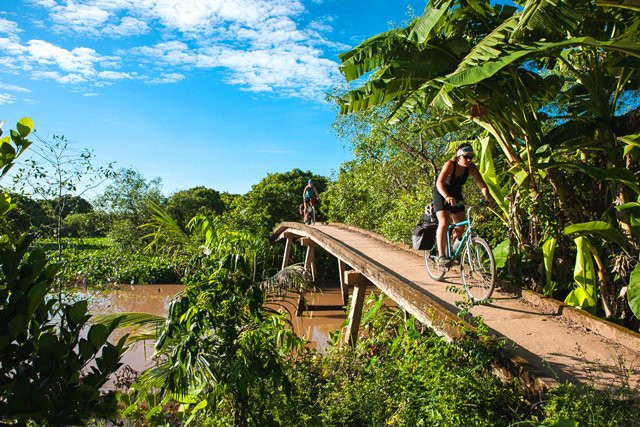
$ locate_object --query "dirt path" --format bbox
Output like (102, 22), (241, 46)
(278, 223), (640, 392)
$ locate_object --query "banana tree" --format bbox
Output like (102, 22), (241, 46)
(337, 0), (640, 295)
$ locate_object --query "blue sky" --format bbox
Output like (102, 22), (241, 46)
(0, 0), (428, 196)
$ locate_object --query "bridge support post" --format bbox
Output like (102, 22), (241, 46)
(301, 238), (317, 282)
(296, 238), (317, 316)
(344, 271), (368, 347)
(281, 233), (294, 271)
(338, 259), (347, 306)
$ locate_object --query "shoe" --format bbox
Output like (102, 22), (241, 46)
(435, 256), (450, 266)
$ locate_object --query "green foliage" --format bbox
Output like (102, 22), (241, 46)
(531, 383), (637, 426)
(61, 211), (111, 237)
(628, 262), (640, 319)
(493, 238), (509, 269)
(208, 295), (638, 425)
(0, 233), (125, 424)
(39, 237), (178, 286)
(97, 167), (165, 226)
(0, 118), (125, 425)
(4, 192), (54, 234)
(542, 236), (558, 295)
(564, 236), (598, 312)
(228, 168), (328, 236)
(165, 186), (225, 228)
(120, 208), (302, 426)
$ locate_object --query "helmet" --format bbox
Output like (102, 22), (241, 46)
(308, 179), (313, 184)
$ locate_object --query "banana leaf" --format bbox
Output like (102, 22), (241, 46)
(478, 136), (509, 216)
(493, 238), (509, 269)
(512, 0), (582, 39)
(597, 1), (640, 12)
(408, 0), (452, 44)
(564, 236), (597, 313)
(538, 161), (640, 194)
(542, 236), (557, 296)
(628, 261), (640, 319)
(564, 220), (629, 252)
(615, 201), (640, 217)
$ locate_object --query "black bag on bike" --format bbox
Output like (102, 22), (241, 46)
(412, 221), (437, 250)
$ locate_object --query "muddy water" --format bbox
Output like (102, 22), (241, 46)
(88, 284), (349, 373)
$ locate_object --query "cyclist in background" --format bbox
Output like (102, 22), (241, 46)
(302, 179), (319, 222)
(433, 143), (493, 263)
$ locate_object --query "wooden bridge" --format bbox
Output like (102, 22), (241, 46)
(272, 222), (640, 393)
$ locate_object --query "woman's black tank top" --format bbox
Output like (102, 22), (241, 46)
(443, 160), (469, 200)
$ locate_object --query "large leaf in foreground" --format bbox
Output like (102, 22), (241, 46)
(564, 221), (629, 251)
(564, 236), (597, 312)
(628, 262), (640, 319)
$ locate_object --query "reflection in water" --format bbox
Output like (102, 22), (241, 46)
(87, 284), (349, 373)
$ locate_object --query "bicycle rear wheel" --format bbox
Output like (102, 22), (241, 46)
(305, 205), (316, 225)
(424, 246), (446, 281)
(460, 236), (495, 301)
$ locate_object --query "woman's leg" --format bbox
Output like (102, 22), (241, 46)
(436, 210), (450, 257)
(450, 211), (466, 241)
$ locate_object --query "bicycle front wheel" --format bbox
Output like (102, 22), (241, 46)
(424, 247), (446, 281)
(460, 236), (495, 301)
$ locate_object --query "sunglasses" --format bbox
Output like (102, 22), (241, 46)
(462, 155), (474, 160)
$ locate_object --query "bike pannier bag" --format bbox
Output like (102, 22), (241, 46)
(412, 222), (437, 250)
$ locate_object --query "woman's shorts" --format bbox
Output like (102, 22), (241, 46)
(432, 189), (464, 214)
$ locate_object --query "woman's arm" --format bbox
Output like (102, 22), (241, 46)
(312, 184), (319, 197)
(436, 160), (456, 206)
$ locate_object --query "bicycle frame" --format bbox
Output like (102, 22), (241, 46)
(444, 205), (475, 259)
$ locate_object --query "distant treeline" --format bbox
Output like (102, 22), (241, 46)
(4, 167), (329, 240)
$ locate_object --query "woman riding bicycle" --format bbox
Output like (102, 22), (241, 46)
(302, 179), (319, 222)
(433, 143), (493, 263)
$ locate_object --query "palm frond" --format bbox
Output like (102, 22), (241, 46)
(92, 311), (167, 343)
(338, 29), (413, 82)
(408, 0), (453, 44)
(512, 0), (583, 40)
(597, 0), (640, 12)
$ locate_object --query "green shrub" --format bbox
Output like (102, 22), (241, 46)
(62, 211), (111, 237)
(40, 238), (178, 286)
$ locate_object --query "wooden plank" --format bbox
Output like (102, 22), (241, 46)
(281, 237), (293, 270)
(344, 270), (370, 286)
(345, 282), (367, 346)
(300, 237), (317, 247)
(304, 245), (316, 283)
(338, 259), (347, 306)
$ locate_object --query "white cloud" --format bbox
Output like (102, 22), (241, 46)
(103, 16), (149, 37)
(147, 72), (185, 84)
(13, 0), (346, 99)
(97, 70), (132, 79)
(0, 18), (22, 36)
(0, 93), (16, 105)
(32, 70), (88, 84)
(49, 3), (110, 35)
(0, 83), (31, 93)
(83, 92), (100, 96)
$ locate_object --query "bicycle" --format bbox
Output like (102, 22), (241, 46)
(424, 202), (496, 302)
(304, 197), (318, 225)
